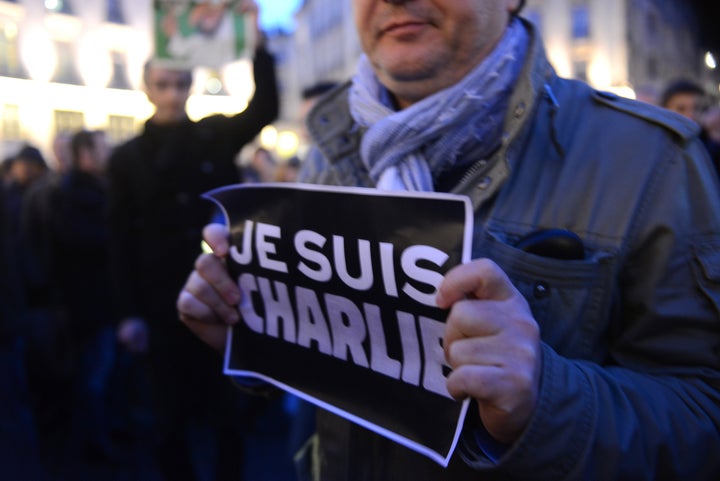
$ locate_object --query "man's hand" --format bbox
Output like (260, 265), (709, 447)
(437, 258), (542, 445)
(177, 223), (242, 352)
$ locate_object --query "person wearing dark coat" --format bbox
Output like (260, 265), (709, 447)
(0, 159), (47, 481)
(106, 2), (281, 480)
(21, 130), (120, 476)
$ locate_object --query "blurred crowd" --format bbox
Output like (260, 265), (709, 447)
(0, 130), (302, 481)
(0, 66), (338, 480)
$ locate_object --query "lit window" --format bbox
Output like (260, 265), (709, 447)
(0, 22), (26, 78)
(54, 110), (85, 135)
(108, 51), (131, 89)
(571, 4), (590, 39)
(2, 104), (21, 141)
(51, 41), (82, 85)
(108, 115), (136, 144)
(572, 59), (588, 82)
(107, 0), (125, 24)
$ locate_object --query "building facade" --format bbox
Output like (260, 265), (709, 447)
(524, 0), (718, 101)
(2, 0), (718, 162)
(283, 0), (360, 127)
(0, 0), (255, 161)
(287, 0), (719, 108)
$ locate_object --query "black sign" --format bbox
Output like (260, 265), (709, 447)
(204, 183), (473, 466)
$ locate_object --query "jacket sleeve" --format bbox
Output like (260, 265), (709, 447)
(461, 138), (720, 480)
(203, 46), (279, 153)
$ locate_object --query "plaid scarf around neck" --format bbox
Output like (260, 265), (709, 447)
(349, 18), (528, 191)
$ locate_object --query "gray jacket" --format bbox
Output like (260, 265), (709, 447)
(298, 19), (720, 481)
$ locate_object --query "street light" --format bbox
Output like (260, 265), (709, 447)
(706, 52), (717, 70)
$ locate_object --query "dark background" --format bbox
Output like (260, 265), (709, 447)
(690, 1), (720, 52)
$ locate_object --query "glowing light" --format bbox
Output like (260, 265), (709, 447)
(260, 125), (278, 150)
(44, 0), (62, 12)
(706, 52), (717, 70)
(206, 77), (223, 95)
(221, 59), (253, 99)
(20, 28), (57, 83)
(77, 32), (112, 89)
(276, 130), (300, 159)
(185, 93), (248, 121)
(587, 55), (612, 90)
(604, 85), (636, 100)
(4, 22), (18, 39)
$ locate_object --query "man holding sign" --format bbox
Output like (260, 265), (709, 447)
(178, 0), (720, 480)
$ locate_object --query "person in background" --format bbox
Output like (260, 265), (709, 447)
(660, 78), (720, 176)
(0, 149), (47, 481)
(1, 144), (50, 480)
(659, 78), (706, 122)
(20, 130), (118, 477)
(274, 155), (301, 183)
(1, 144), (49, 319)
(2, 145), (49, 239)
(243, 146), (278, 183)
(178, 0), (720, 480)
(106, 1), (283, 480)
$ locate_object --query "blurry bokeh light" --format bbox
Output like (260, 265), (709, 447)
(77, 32), (113, 89)
(276, 131), (300, 159)
(260, 125), (278, 150)
(20, 27), (57, 83)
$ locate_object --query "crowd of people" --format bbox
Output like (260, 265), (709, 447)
(3, 0), (720, 480)
(0, 2), (309, 481)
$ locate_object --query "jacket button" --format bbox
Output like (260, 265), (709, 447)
(514, 102), (526, 118)
(477, 176), (492, 190)
(533, 282), (550, 299)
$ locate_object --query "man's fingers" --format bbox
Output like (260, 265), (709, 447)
(203, 223), (231, 257)
(177, 281), (237, 326)
(445, 328), (539, 369)
(446, 364), (507, 401)
(445, 336), (504, 369)
(194, 252), (241, 306)
(446, 363), (539, 444)
(436, 258), (516, 309)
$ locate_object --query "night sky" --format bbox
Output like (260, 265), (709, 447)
(690, 1), (720, 52)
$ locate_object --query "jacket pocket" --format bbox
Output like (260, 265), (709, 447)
(475, 230), (616, 361)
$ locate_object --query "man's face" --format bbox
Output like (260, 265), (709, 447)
(353, 0), (520, 108)
(144, 67), (193, 124)
(665, 93), (703, 122)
